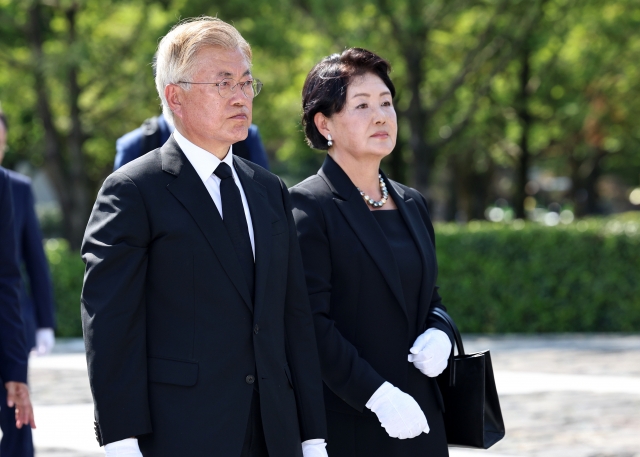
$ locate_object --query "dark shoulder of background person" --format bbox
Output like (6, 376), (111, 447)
(114, 115), (172, 171)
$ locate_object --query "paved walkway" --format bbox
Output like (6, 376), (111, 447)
(1, 335), (638, 457)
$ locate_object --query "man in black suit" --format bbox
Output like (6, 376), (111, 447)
(0, 165), (37, 457)
(81, 17), (328, 457)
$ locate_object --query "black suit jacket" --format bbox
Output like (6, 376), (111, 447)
(290, 155), (453, 418)
(81, 137), (326, 456)
(0, 167), (28, 384)
(5, 169), (56, 349)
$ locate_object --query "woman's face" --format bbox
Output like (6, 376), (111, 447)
(323, 72), (397, 162)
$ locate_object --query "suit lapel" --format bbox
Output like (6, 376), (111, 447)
(234, 157), (272, 322)
(387, 179), (437, 334)
(318, 156), (408, 319)
(161, 138), (253, 312)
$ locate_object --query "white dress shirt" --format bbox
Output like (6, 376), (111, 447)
(173, 129), (255, 258)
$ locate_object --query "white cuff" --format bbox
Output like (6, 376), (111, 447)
(104, 438), (142, 456)
(302, 438), (327, 457)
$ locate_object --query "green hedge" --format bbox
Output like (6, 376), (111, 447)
(436, 213), (640, 333)
(45, 213), (640, 337)
(45, 239), (85, 337)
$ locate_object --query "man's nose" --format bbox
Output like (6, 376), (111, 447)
(230, 87), (250, 106)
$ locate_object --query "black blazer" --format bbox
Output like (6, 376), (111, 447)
(290, 155), (452, 417)
(0, 167), (28, 384)
(81, 137), (326, 456)
(6, 169), (56, 349)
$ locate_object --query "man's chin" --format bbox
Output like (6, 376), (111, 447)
(230, 127), (250, 143)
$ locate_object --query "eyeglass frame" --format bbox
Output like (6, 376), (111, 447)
(176, 78), (263, 99)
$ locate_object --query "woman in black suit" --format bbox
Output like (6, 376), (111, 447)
(290, 48), (454, 457)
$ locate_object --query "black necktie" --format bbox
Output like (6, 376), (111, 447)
(214, 162), (255, 300)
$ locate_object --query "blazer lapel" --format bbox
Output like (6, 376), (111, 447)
(161, 137), (253, 312)
(318, 156), (408, 319)
(233, 158), (273, 323)
(387, 178), (437, 334)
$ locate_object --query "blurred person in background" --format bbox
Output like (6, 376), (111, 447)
(290, 48), (454, 457)
(114, 114), (269, 171)
(0, 165), (37, 457)
(0, 110), (56, 358)
(82, 17), (328, 457)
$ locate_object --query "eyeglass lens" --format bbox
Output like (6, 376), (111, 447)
(218, 79), (262, 99)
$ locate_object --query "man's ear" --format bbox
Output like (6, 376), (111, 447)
(313, 112), (331, 140)
(165, 84), (183, 119)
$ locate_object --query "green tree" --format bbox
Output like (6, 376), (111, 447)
(288, 0), (546, 196)
(0, 0), (175, 247)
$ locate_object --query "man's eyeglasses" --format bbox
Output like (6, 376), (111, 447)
(178, 78), (263, 99)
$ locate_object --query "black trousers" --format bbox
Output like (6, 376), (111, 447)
(240, 389), (269, 457)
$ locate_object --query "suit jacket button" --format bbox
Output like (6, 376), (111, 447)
(246, 375), (255, 384)
(253, 324), (259, 335)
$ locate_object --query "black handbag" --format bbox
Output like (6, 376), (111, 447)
(431, 308), (505, 449)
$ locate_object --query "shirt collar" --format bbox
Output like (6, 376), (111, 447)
(173, 128), (234, 183)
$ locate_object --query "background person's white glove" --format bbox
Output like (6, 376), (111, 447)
(34, 328), (55, 356)
(104, 438), (142, 456)
(365, 381), (429, 439)
(408, 328), (451, 377)
(302, 438), (328, 456)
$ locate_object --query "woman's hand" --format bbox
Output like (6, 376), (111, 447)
(408, 328), (452, 377)
(365, 382), (429, 439)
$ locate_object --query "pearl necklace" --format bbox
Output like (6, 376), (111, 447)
(357, 174), (389, 208)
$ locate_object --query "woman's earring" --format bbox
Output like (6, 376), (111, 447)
(327, 134), (333, 147)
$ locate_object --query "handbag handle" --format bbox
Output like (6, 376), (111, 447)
(430, 307), (465, 355)
(430, 307), (464, 386)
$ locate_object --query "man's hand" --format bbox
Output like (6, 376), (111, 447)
(366, 382), (429, 439)
(104, 438), (142, 456)
(5, 381), (36, 429)
(302, 438), (328, 456)
(408, 328), (452, 377)
(34, 327), (56, 356)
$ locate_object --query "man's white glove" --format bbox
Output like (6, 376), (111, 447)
(33, 328), (55, 356)
(104, 438), (142, 456)
(365, 381), (429, 439)
(408, 328), (451, 377)
(302, 438), (328, 457)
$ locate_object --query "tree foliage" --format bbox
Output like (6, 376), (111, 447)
(0, 0), (638, 246)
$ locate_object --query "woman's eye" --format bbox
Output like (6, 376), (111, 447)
(356, 103), (368, 109)
(382, 101), (392, 107)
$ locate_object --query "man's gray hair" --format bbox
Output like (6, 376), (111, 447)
(154, 17), (252, 123)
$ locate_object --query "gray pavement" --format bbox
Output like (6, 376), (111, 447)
(1, 334), (638, 456)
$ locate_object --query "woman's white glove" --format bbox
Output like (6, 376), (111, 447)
(104, 438), (142, 456)
(408, 328), (451, 377)
(302, 439), (328, 456)
(365, 381), (429, 439)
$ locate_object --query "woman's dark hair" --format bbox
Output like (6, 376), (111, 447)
(302, 48), (395, 150)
